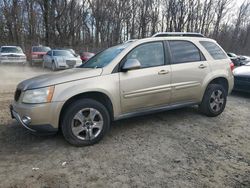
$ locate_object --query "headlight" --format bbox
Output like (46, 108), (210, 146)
(22, 86), (55, 104)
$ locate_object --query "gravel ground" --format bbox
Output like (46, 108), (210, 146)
(0, 65), (249, 188)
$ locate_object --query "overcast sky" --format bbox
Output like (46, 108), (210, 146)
(235, 0), (248, 7)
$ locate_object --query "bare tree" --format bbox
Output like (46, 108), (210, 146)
(0, 0), (250, 55)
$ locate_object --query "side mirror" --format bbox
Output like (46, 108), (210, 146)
(122, 59), (141, 71)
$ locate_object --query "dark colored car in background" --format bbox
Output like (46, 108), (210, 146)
(80, 52), (95, 63)
(227, 53), (250, 67)
(31, 46), (51, 66)
(227, 52), (242, 66)
(238, 55), (250, 65)
(233, 63), (250, 93)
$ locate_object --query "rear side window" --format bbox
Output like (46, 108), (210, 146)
(200, 41), (227, 60)
(169, 41), (204, 64)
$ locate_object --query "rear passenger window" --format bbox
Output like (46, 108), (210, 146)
(126, 42), (165, 68)
(200, 41), (227, 60)
(169, 41), (204, 64)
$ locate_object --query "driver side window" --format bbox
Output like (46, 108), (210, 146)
(126, 42), (165, 68)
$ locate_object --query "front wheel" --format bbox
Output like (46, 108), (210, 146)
(61, 99), (110, 146)
(199, 84), (227, 117)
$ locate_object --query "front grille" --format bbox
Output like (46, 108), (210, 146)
(14, 89), (21, 101)
(66, 60), (76, 67)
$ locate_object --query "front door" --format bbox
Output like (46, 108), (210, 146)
(119, 41), (171, 113)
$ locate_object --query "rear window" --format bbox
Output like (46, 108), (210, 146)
(200, 41), (227, 60)
(32, 46), (51, 52)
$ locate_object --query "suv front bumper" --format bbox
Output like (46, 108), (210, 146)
(10, 101), (63, 134)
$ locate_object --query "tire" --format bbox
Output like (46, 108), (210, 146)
(51, 61), (56, 71)
(199, 84), (227, 117)
(61, 99), (110, 146)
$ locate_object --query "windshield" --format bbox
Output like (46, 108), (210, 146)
(80, 44), (130, 68)
(67, 49), (76, 54)
(32, 46), (51, 52)
(53, 50), (74, 57)
(1, 47), (23, 53)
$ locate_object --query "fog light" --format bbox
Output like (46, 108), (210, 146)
(22, 116), (31, 125)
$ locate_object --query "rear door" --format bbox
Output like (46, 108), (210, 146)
(168, 40), (210, 103)
(119, 41), (171, 113)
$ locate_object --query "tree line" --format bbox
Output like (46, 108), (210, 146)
(0, 0), (249, 55)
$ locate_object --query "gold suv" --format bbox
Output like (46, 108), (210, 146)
(10, 34), (234, 146)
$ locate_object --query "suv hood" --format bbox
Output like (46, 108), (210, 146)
(17, 68), (103, 90)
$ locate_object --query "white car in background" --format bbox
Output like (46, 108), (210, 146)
(0, 46), (26, 64)
(43, 49), (82, 71)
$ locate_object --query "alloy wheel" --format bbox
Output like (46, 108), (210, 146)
(209, 90), (225, 112)
(71, 108), (104, 140)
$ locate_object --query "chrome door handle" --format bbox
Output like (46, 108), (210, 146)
(199, 64), (207, 69)
(158, 70), (169, 75)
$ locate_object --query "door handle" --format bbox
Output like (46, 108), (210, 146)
(199, 64), (207, 69)
(158, 70), (169, 75)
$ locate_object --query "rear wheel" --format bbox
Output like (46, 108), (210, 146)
(199, 84), (227, 117)
(61, 99), (110, 146)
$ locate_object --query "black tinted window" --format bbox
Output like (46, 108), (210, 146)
(47, 51), (52, 56)
(200, 41), (227, 60)
(127, 42), (165, 68)
(169, 41), (202, 64)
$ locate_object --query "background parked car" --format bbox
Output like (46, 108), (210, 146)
(43, 49), (82, 71)
(0, 46), (26, 64)
(233, 62), (250, 93)
(30, 46), (51, 66)
(80, 52), (95, 63)
(227, 53), (250, 67)
(227, 52), (242, 66)
(238, 55), (250, 65)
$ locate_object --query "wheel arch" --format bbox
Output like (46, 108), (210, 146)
(202, 77), (229, 101)
(59, 91), (114, 128)
(206, 77), (229, 93)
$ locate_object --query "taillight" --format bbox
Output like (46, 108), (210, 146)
(230, 62), (234, 71)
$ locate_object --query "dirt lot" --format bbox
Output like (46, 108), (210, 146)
(0, 65), (249, 188)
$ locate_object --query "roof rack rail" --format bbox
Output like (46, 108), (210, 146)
(123, 39), (138, 44)
(152, 32), (204, 38)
